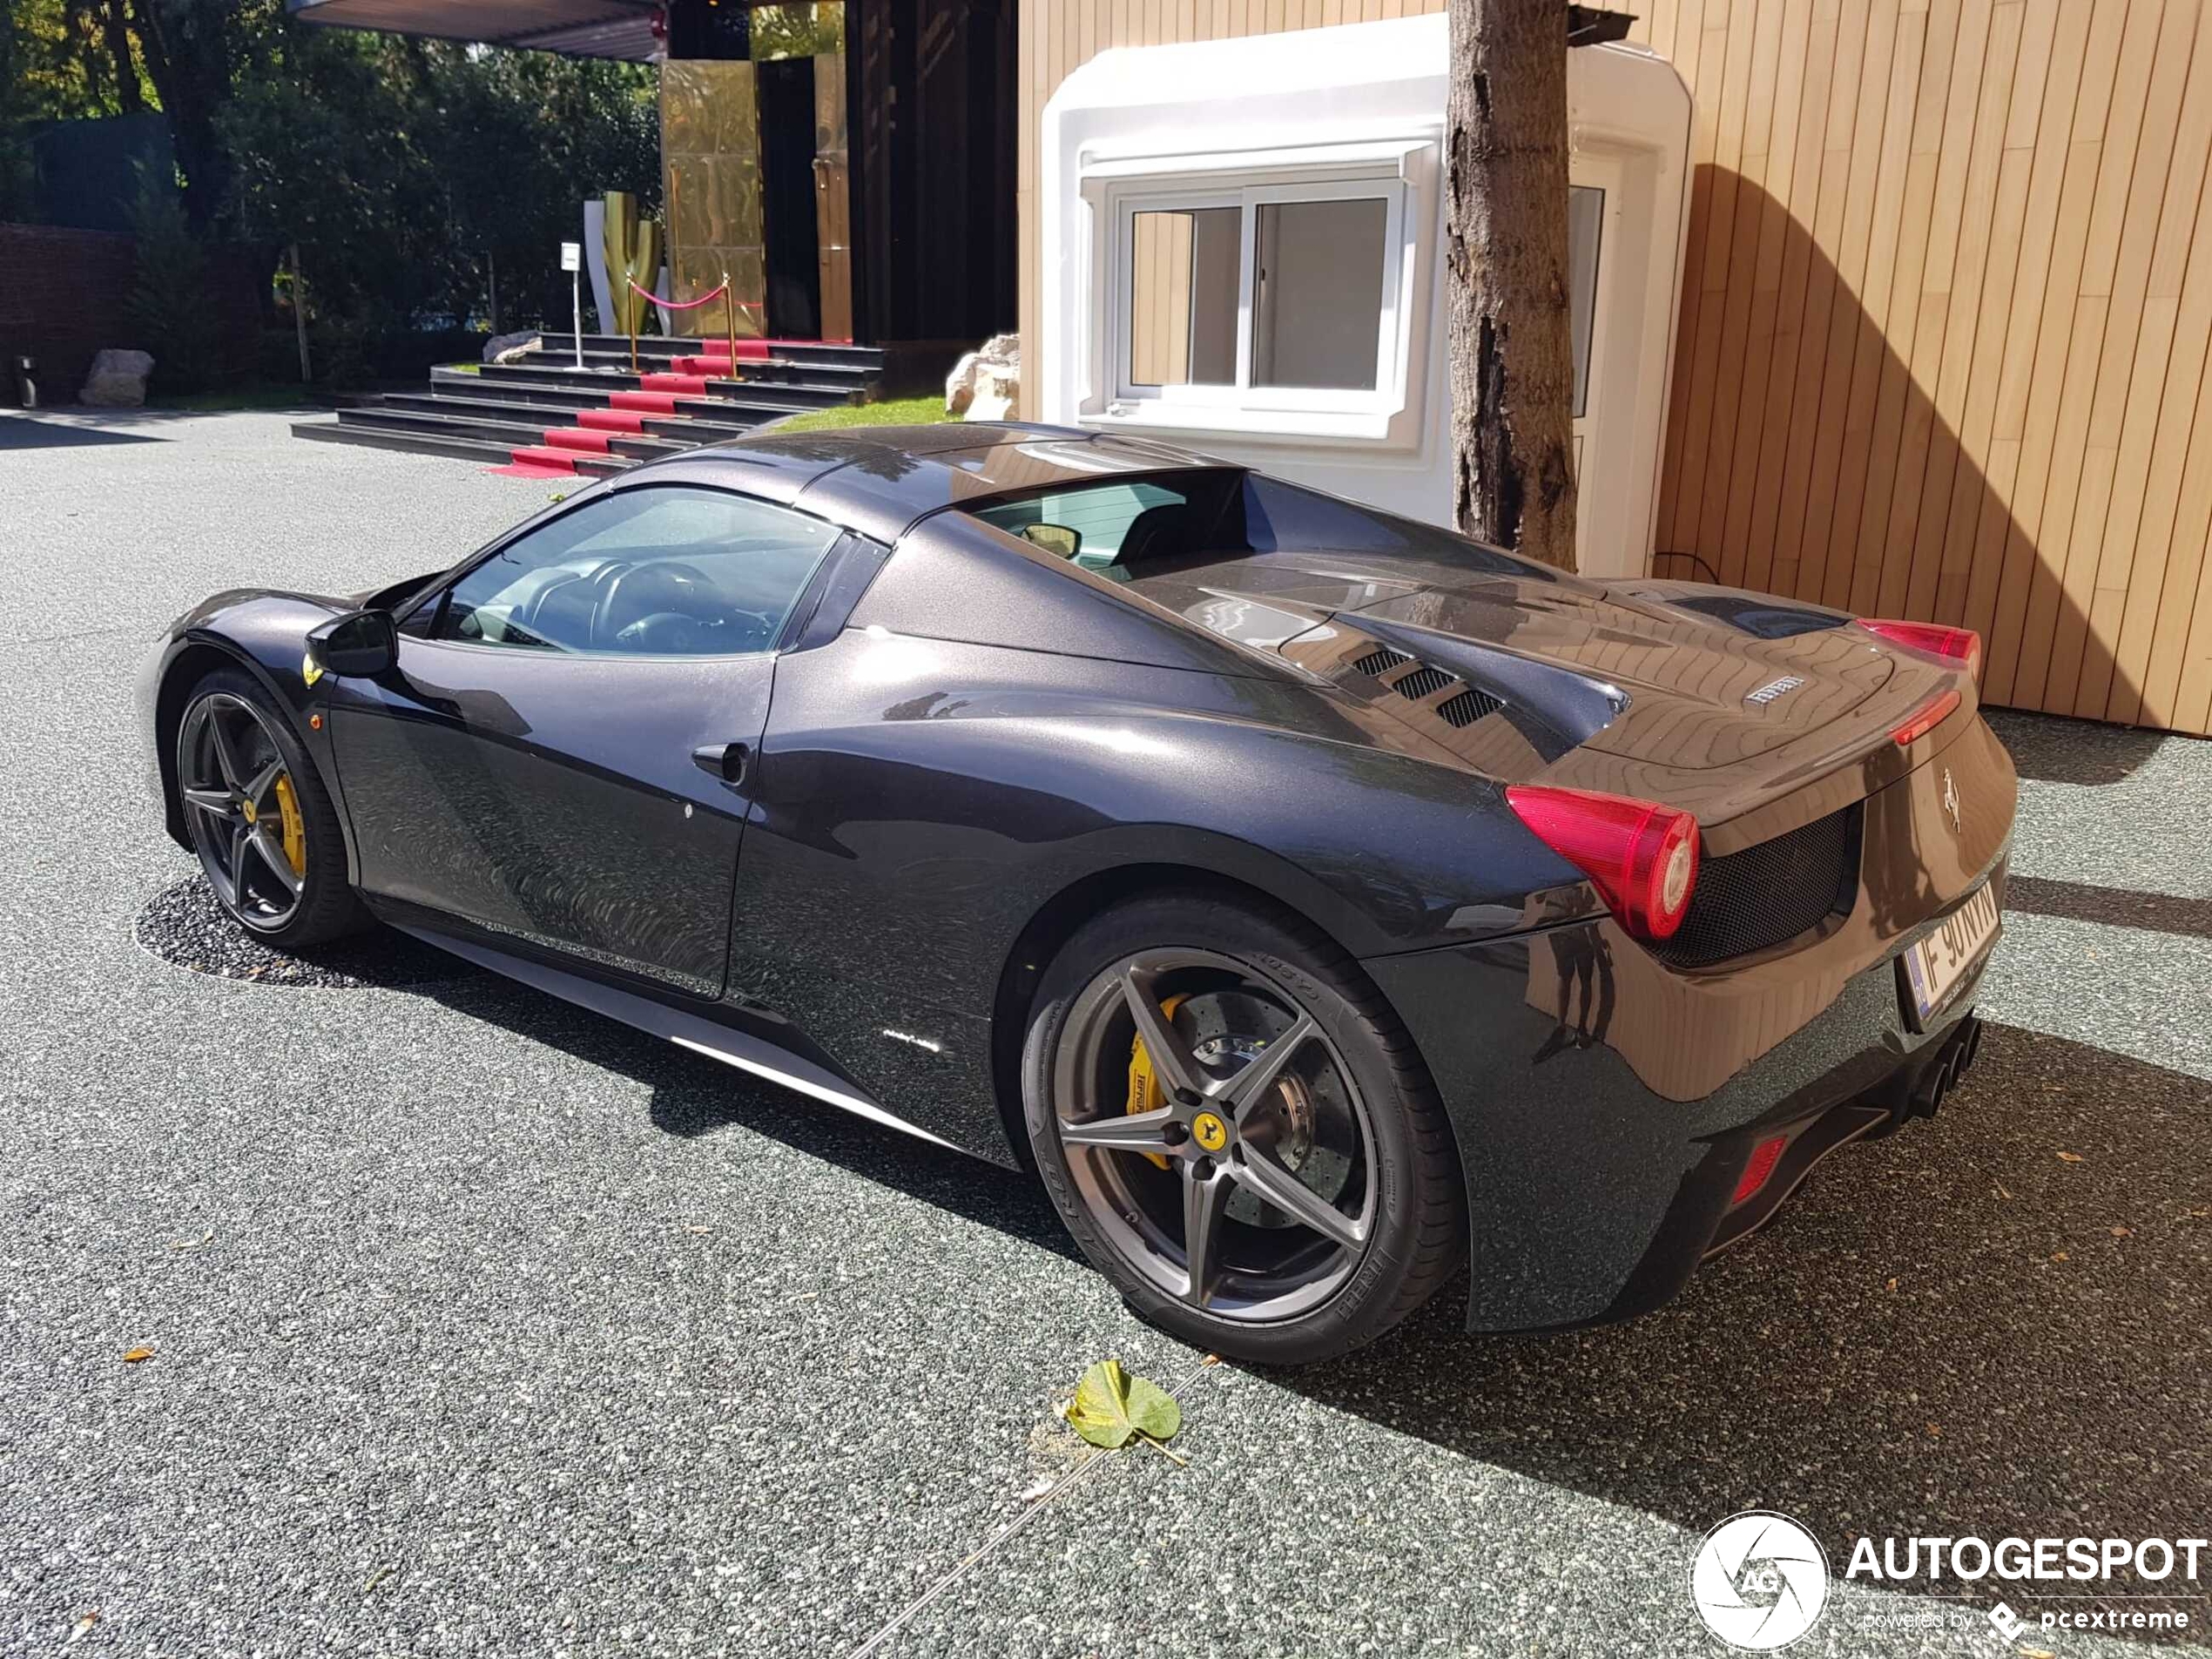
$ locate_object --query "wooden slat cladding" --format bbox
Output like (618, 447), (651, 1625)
(1019, 0), (2212, 733)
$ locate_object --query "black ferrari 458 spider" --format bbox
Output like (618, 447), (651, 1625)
(140, 424), (2013, 1364)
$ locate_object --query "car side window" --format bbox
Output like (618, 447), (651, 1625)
(971, 481), (1197, 579)
(430, 486), (843, 657)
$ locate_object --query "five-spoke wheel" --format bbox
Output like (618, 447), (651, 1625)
(173, 671), (360, 948)
(1024, 894), (1463, 1366)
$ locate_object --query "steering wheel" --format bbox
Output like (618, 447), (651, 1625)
(595, 559), (716, 648)
(612, 611), (709, 653)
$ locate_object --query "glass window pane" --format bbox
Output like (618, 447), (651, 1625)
(1568, 185), (1603, 419)
(437, 487), (840, 656)
(1251, 198), (1386, 391)
(973, 481), (1193, 576)
(1128, 207), (1239, 387)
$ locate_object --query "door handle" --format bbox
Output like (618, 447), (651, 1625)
(691, 742), (750, 785)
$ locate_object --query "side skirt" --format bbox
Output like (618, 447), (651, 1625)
(387, 915), (969, 1157)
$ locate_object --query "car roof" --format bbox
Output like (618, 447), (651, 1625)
(609, 422), (1235, 545)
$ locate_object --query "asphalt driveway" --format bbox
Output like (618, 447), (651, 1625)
(2, 408), (2207, 1657)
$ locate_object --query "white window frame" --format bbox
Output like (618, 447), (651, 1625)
(1076, 136), (1437, 448)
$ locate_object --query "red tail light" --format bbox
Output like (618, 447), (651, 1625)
(1857, 618), (1983, 680)
(1504, 786), (1701, 941)
(1890, 687), (1962, 747)
(1733, 1134), (1790, 1205)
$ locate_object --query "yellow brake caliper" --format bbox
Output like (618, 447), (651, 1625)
(1125, 994), (1188, 1170)
(273, 773), (307, 878)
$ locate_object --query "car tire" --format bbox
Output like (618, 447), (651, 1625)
(174, 668), (363, 949)
(1022, 891), (1466, 1366)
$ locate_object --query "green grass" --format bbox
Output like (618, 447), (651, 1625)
(769, 394), (954, 434)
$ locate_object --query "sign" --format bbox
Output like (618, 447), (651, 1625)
(560, 241), (582, 273)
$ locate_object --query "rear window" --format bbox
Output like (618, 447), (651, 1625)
(965, 471), (1544, 582)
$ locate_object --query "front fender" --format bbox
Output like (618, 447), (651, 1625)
(140, 592), (354, 866)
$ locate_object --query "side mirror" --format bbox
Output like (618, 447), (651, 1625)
(305, 609), (398, 680)
(1020, 522), (1083, 561)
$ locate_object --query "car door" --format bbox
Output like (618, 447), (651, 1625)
(326, 482), (846, 998)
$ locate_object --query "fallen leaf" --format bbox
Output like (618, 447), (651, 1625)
(2111, 1225), (2133, 1238)
(122, 1345), (156, 1363)
(1925, 1422), (1941, 1438)
(2056, 1151), (2086, 1163)
(1885, 1277), (1899, 1293)
(363, 1563), (396, 1593)
(1066, 1359), (1181, 1453)
(2050, 1251), (2069, 1262)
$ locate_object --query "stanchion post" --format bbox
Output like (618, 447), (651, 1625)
(723, 274), (735, 374)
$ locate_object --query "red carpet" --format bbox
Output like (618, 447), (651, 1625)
(484, 340), (835, 477)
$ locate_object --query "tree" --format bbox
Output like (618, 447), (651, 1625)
(1445, 0), (1579, 570)
(128, 0), (268, 228)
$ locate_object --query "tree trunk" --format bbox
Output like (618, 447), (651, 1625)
(289, 244), (312, 384)
(1445, 0), (1579, 570)
(127, 0), (230, 230)
(102, 0), (144, 114)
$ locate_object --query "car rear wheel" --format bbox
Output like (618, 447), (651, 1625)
(1022, 893), (1465, 1366)
(175, 670), (361, 948)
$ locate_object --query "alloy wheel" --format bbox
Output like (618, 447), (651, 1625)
(178, 692), (309, 931)
(1051, 948), (1379, 1322)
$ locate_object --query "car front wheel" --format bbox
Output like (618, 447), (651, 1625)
(174, 669), (361, 948)
(1022, 893), (1465, 1366)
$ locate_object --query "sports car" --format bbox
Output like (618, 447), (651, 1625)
(138, 424), (2013, 1365)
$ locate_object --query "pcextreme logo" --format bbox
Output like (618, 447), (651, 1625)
(1689, 1511), (1831, 1650)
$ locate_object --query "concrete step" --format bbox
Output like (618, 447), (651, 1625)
(334, 404), (687, 462)
(428, 370), (807, 426)
(381, 391), (764, 447)
(475, 360), (860, 409)
(293, 418), (633, 475)
(562, 333), (886, 371)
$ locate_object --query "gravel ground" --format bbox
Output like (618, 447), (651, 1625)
(1, 410), (2207, 1658)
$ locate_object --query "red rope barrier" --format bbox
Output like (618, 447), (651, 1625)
(625, 277), (728, 310)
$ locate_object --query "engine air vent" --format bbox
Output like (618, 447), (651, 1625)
(1391, 664), (1455, 700)
(1351, 646), (1412, 678)
(1437, 685), (1505, 727)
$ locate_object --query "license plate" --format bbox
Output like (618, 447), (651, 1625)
(1902, 882), (2001, 1026)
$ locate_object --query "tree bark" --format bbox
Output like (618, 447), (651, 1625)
(101, 0), (145, 114)
(126, 0), (231, 229)
(1445, 0), (1579, 570)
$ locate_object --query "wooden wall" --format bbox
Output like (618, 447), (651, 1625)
(1016, 0), (2212, 735)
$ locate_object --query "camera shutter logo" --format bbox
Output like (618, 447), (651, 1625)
(1689, 1511), (1831, 1650)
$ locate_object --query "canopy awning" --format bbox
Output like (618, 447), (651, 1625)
(287, 0), (662, 60)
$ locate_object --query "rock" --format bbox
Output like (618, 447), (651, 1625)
(948, 332), (1019, 416)
(78, 348), (153, 408)
(965, 364), (1019, 421)
(486, 331), (543, 365)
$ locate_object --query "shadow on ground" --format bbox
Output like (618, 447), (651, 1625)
(417, 959), (2209, 1585)
(1280, 1020), (2210, 1616)
(0, 414), (174, 449)
(182, 909), (2209, 1619)
(421, 968), (1082, 1262)
(1986, 708), (2173, 787)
